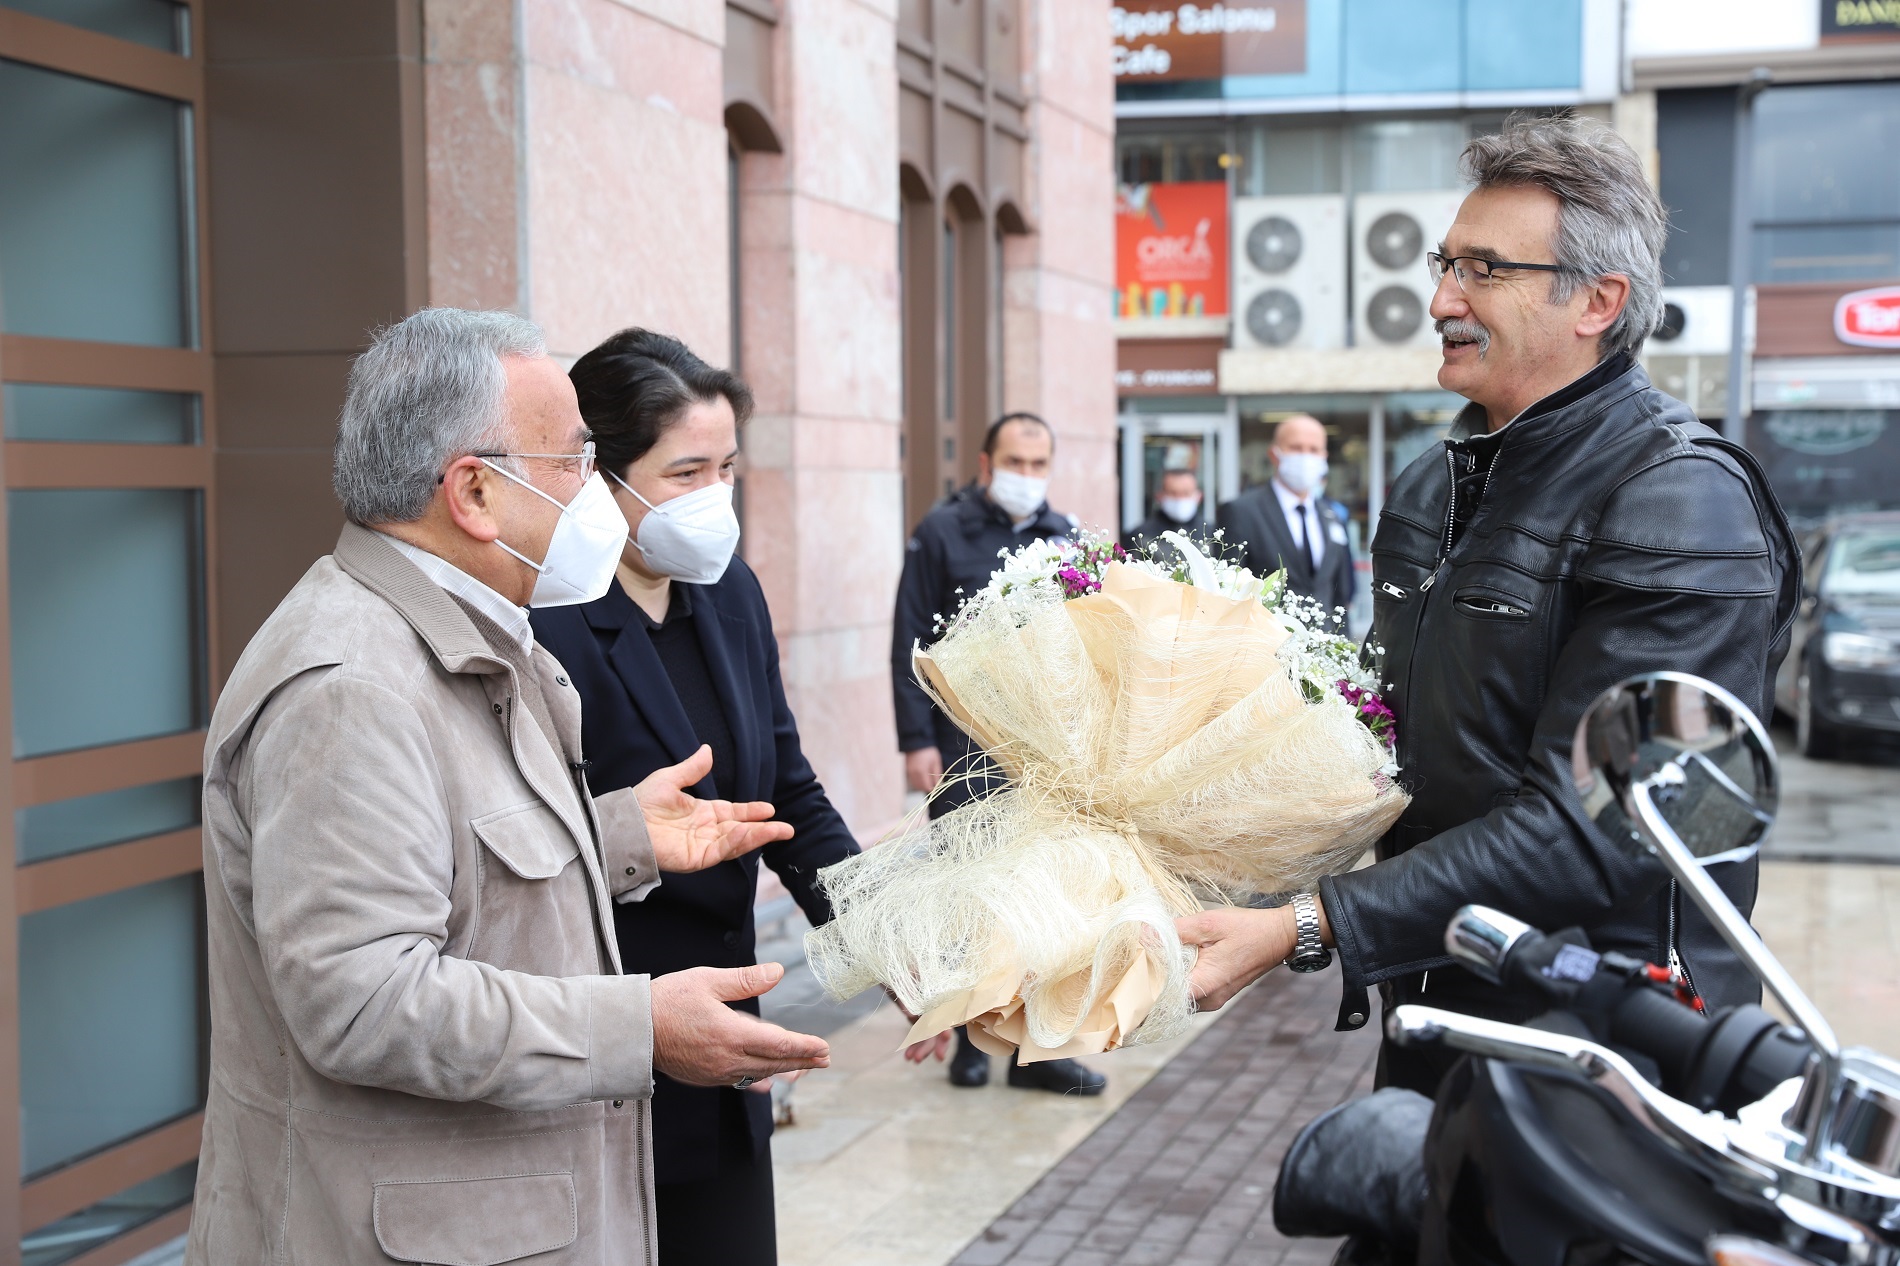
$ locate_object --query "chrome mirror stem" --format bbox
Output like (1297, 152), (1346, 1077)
(1630, 773), (1842, 1164)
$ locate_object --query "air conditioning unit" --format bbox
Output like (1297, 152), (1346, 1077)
(1231, 195), (1346, 351)
(1648, 285), (1733, 355)
(1351, 191), (1465, 348)
(1644, 285), (1742, 419)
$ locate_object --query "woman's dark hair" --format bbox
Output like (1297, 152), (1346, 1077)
(567, 328), (754, 476)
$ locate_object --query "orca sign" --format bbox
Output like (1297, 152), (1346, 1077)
(1835, 286), (1900, 349)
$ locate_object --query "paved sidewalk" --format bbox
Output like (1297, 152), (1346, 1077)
(949, 970), (1377, 1266)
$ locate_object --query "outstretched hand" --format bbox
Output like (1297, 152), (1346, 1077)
(635, 745), (794, 873)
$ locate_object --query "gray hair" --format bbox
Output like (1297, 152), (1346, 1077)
(1459, 113), (1669, 360)
(333, 307), (547, 524)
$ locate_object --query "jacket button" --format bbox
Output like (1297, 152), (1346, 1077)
(556, 675), (569, 686)
(492, 703), (502, 714)
(626, 866), (637, 876)
(1347, 1012), (1366, 1027)
(723, 931), (740, 949)
(611, 1099), (624, 1109)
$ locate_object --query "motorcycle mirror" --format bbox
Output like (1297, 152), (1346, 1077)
(1573, 672), (1841, 1095)
(1572, 672), (1778, 867)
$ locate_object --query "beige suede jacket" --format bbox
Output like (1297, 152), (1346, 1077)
(188, 525), (666, 1265)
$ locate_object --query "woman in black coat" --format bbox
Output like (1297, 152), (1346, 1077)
(531, 329), (860, 1266)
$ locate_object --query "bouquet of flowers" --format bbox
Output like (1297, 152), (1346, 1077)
(804, 529), (1407, 1062)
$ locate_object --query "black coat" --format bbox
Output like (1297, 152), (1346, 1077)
(531, 558), (860, 1183)
(1321, 358), (1799, 1093)
(891, 484), (1076, 817)
(1216, 487), (1357, 624)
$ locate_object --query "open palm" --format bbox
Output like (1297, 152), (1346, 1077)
(634, 744), (794, 873)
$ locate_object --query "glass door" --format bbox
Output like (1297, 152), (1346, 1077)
(0, 2), (214, 1262)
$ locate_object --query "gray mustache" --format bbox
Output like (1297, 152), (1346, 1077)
(1435, 317), (1491, 353)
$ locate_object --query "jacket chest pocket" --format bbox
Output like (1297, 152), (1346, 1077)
(1452, 585), (1532, 622)
(469, 802), (597, 975)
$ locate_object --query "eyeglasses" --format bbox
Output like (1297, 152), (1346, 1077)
(473, 441), (597, 482)
(1427, 252), (1576, 291)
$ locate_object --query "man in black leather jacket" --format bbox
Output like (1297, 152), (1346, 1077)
(1179, 114), (1799, 1095)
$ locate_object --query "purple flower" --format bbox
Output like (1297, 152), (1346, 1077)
(1056, 566), (1101, 599)
(1337, 680), (1398, 751)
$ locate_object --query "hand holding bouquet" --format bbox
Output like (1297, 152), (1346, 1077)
(805, 531), (1407, 1061)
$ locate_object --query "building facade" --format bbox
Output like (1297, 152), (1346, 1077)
(1111, 0), (1900, 638)
(0, 0), (1115, 1260)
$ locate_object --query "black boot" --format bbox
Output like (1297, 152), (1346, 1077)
(1005, 1052), (1107, 1095)
(948, 1027), (990, 1087)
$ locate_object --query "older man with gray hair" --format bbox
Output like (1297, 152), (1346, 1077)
(187, 308), (828, 1264)
(1179, 114), (1799, 1096)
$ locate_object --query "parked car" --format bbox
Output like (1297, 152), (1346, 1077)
(1774, 511), (1900, 758)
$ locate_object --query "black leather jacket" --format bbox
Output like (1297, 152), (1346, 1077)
(1319, 358), (1799, 1047)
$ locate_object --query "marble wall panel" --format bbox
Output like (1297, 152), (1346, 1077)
(522, 62), (730, 359)
(789, 205), (902, 426)
(782, 0), (899, 218)
(776, 643), (906, 835)
(598, 0), (725, 47)
(525, 0), (724, 124)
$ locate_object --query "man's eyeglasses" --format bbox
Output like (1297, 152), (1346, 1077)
(1427, 253), (1576, 291)
(473, 441), (597, 482)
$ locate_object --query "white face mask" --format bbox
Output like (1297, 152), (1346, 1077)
(484, 465), (626, 607)
(987, 469), (1049, 520)
(610, 471), (742, 585)
(1158, 494), (1202, 523)
(1276, 451), (1329, 497)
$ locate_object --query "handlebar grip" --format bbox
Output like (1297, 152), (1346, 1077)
(1604, 979), (1710, 1092)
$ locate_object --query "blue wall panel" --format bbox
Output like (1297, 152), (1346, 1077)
(1464, 0), (1581, 91)
(1223, 0), (1344, 99)
(1342, 0), (1462, 95)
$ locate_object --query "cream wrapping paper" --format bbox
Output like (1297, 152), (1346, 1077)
(807, 561), (1407, 1061)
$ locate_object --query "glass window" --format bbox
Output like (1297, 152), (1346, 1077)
(0, 0), (185, 53)
(2, 385), (199, 445)
(9, 489), (205, 758)
(1752, 83), (1900, 226)
(19, 876), (203, 1176)
(1240, 123), (1343, 197)
(1385, 392), (1464, 484)
(1753, 224), (1900, 285)
(21, 1162), (196, 1266)
(1351, 119), (1469, 195)
(16, 776), (200, 865)
(0, 59), (193, 347)
(942, 218), (956, 423)
(1117, 129), (1227, 186)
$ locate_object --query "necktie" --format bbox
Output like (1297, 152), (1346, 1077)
(1295, 503), (1314, 570)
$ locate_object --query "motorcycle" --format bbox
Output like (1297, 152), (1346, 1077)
(1273, 672), (1900, 1266)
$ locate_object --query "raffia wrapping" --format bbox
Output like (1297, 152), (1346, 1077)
(805, 562), (1408, 1061)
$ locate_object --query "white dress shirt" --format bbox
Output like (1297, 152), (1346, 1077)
(379, 532), (535, 654)
(1270, 478), (1326, 569)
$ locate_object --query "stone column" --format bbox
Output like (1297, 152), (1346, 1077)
(1003, 0), (1118, 532)
(739, 0), (908, 837)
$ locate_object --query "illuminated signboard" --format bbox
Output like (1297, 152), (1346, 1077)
(1111, 0), (1306, 81)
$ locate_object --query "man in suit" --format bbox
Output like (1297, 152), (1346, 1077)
(1217, 414), (1355, 627)
(891, 412), (1108, 1097)
(1123, 466), (1209, 553)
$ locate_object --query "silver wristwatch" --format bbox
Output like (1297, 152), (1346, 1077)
(1286, 891), (1333, 973)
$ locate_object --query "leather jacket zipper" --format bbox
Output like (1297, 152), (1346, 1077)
(1665, 881), (1703, 1006)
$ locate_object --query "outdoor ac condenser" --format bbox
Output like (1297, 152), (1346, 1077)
(1645, 284), (1742, 420)
(1231, 195), (1347, 351)
(1350, 191), (1466, 348)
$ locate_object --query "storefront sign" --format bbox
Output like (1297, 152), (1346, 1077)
(1117, 337), (1224, 396)
(1836, 286), (1900, 348)
(1116, 182), (1229, 321)
(1822, 0), (1900, 38)
(1111, 0), (1306, 81)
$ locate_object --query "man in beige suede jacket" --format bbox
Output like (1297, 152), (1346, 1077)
(187, 309), (829, 1265)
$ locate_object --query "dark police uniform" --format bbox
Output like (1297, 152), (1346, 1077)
(891, 483), (1076, 818)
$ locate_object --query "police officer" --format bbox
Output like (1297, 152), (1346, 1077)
(891, 412), (1108, 1096)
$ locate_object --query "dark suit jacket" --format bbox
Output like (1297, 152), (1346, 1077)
(531, 558), (859, 1183)
(1216, 485), (1356, 624)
